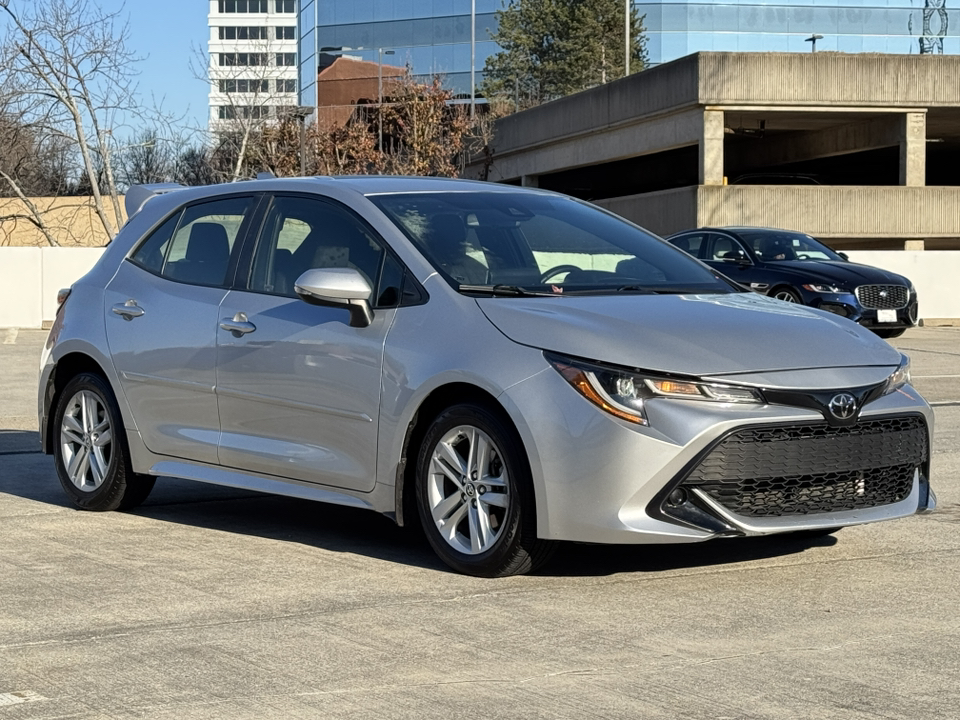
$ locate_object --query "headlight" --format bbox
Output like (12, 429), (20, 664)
(882, 353), (911, 396)
(802, 283), (843, 293)
(545, 353), (764, 426)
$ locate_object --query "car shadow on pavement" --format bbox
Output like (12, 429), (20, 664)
(2, 447), (836, 578)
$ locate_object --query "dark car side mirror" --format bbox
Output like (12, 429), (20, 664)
(838, 252), (849, 261)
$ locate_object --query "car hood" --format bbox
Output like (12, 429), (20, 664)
(477, 292), (901, 377)
(764, 260), (910, 288)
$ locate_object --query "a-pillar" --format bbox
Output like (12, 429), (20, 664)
(900, 112), (926, 187)
(699, 110), (725, 185)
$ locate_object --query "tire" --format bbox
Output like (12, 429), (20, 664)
(874, 328), (906, 339)
(52, 372), (156, 512)
(771, 286), (802, 304)
(415, 403), (555, 577)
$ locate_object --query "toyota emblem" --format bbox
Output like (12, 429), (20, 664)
(828, 393), (858, 420)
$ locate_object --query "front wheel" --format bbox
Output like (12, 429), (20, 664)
(771, 286), (802, 304)
(415, 404), (555, 577)
(53, 373), (156, 511)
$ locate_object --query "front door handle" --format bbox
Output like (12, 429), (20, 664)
(220, 312), (256, 337)
(112, 300), (145, 320)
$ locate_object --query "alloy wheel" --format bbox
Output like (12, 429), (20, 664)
(60, 390), (113, 492)
(427, 425), (510, 555)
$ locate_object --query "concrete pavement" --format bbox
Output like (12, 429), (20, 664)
(1, 327), (958, 719)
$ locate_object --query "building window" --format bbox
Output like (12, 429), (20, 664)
(220, 79), (270, 93)
(219, 26), (269, 40)
(275, 0), (295, 13)
(275, 52), (296, 67)
(218, 105), (273, 120)
(275, 26), (296, 40)
(218, 0), (268, 12)
(219, 52), (270, 66)
(276, 78), (297, 93)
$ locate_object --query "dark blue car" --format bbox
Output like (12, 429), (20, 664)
(666, 227), (918, 338)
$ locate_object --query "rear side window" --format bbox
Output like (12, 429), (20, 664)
(669, 233), (705, 258)
(130, 196), (254, 287)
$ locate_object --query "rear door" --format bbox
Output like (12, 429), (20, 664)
(215, 194), (404, 492)
(104, 195), (258, 464)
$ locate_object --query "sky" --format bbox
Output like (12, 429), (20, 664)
(94, 0), (211, 131)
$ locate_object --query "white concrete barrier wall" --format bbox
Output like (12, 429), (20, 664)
(0, 248), (958, 328)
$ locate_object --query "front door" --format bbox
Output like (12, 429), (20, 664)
(215, 195), (395, 492)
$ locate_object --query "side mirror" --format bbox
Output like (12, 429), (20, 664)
(722, 253), (751, 267)
(294, 268), (374, 328)
(838, 252), (849, 261)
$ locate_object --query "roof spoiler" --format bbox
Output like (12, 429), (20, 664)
(125, 183), (186, 219)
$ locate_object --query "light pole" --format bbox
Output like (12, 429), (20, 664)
(470, 0), (476, 118)
(805, 34), (823, 52)
(625, 0), (631, 77)
(378, 48), (395, 153)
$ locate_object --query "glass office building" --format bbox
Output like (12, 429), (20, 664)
(299, 0), (500, 107)
(639, 1), (958, 64)
(299, 1), (956, 107)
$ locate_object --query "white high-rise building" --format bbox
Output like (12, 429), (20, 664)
(207, 0), (299, 131)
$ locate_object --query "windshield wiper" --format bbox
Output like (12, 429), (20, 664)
(458, 284), (558, 297)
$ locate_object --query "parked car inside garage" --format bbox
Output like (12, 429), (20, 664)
(666, 226), (918, 338)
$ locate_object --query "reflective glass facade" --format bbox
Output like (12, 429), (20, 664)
(299, 1), (957, 107)
(299, 0), (500, 106)
(639, 1), (958, 64)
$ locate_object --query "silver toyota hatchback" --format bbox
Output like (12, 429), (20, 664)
(39, 177), (936, 577)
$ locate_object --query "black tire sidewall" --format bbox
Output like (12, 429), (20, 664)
(52, 373), (129, 511)
(415, 404), (533, 577)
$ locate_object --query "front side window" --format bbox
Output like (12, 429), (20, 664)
(369, 192), (737, 296)
(740, 231), (843, 262)
(249, 196), (390, 302)
(144, 197), (253, 287)
(709, 235), (748, 262)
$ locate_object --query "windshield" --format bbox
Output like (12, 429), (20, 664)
(368, 192), (738, 296)
(738, 231), (844, 262)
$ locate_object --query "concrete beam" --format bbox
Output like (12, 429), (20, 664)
(465, 107), (704, 182)
(699, 110), (725, 185)
(729, 114), (919, 172)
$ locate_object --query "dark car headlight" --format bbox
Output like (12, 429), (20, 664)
(545, 352), (764, 426)
(802, 283), (844, 293)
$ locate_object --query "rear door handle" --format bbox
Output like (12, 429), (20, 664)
(112, 300), (145, 320)
(220, 312), (256, 337)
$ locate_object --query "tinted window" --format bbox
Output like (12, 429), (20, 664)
(708, 234), (748, 262)
(739, 231), (843, 262)
(668, 233), (705, 259)
(369, 192), (736, 295)
(249, 196), (386, 300)
(160, 197), (252, 287)
(130, 212), (181, 274)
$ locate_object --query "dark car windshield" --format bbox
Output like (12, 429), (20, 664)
(368, 192), (738, 296)
(738, 230), (844, 262)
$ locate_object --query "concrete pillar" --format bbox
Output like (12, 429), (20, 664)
(900, 112), (926, 187)
(699, 110), (725, 185)
(521, 175), (539, 188)
(904, 240), (925, 251)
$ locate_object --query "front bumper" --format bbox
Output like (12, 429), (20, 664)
(500, 367), (935, 545)
(807, 291), (918, 331)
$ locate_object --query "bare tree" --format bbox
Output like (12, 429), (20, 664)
(0, 0), (145, 239)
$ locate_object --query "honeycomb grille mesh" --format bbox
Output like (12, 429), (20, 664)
(682, 416), (927, 517)
(855, 285), (909, 310)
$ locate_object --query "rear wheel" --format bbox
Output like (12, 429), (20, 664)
(416, 403), (555, 577)
(53, 373), (156, 511)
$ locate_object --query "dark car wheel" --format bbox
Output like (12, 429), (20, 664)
(416, 403), (555, 577)
(874, 328), (906, 339)
(771, 286), (802, 304)
(53, 373), (156, 512)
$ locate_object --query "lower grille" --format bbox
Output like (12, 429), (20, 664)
(856, 284), (908, 310)
(681, 416), (927, 517)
